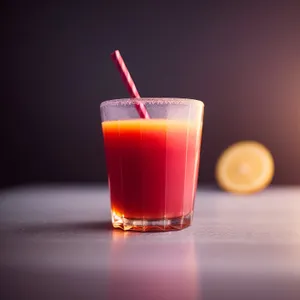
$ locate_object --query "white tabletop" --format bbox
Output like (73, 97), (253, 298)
(0, 185), (300, 300)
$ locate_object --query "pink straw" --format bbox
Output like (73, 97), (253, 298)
(110, 50), (150, 119)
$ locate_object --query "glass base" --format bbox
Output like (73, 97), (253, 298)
(111, 212), (193, 232)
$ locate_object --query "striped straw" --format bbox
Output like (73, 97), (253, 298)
(110, 50), (150, 119)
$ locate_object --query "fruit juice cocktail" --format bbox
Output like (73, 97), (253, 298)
(101, 98), (204, 231)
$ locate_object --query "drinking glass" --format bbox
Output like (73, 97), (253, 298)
(100, 98), (204, 231)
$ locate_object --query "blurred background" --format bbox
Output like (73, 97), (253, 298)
(1, 0), (300, 189)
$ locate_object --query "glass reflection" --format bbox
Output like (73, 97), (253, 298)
(108, 230), (201, 300)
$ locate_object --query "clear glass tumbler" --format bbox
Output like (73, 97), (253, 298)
(100, 98), (204, 231)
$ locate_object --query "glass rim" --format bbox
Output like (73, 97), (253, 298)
(100, 97), (204, 109)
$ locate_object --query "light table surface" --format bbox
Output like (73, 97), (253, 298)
(0, 185), (300, 299)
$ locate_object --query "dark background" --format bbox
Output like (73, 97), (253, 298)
(1, 0), (300, 188)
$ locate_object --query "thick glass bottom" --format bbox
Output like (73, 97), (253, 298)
(111, 212), (193, 232)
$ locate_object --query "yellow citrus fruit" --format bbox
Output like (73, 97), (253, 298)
(215, 141), (275, 194)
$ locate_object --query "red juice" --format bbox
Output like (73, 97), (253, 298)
(102, 119), (202, 229)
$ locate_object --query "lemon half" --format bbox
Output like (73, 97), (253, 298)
(215, 141), (275, 194)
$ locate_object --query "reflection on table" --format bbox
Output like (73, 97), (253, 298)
(108, 230), (201, 300)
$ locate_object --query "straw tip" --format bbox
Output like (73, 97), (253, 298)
(111, 49), (120, 57)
